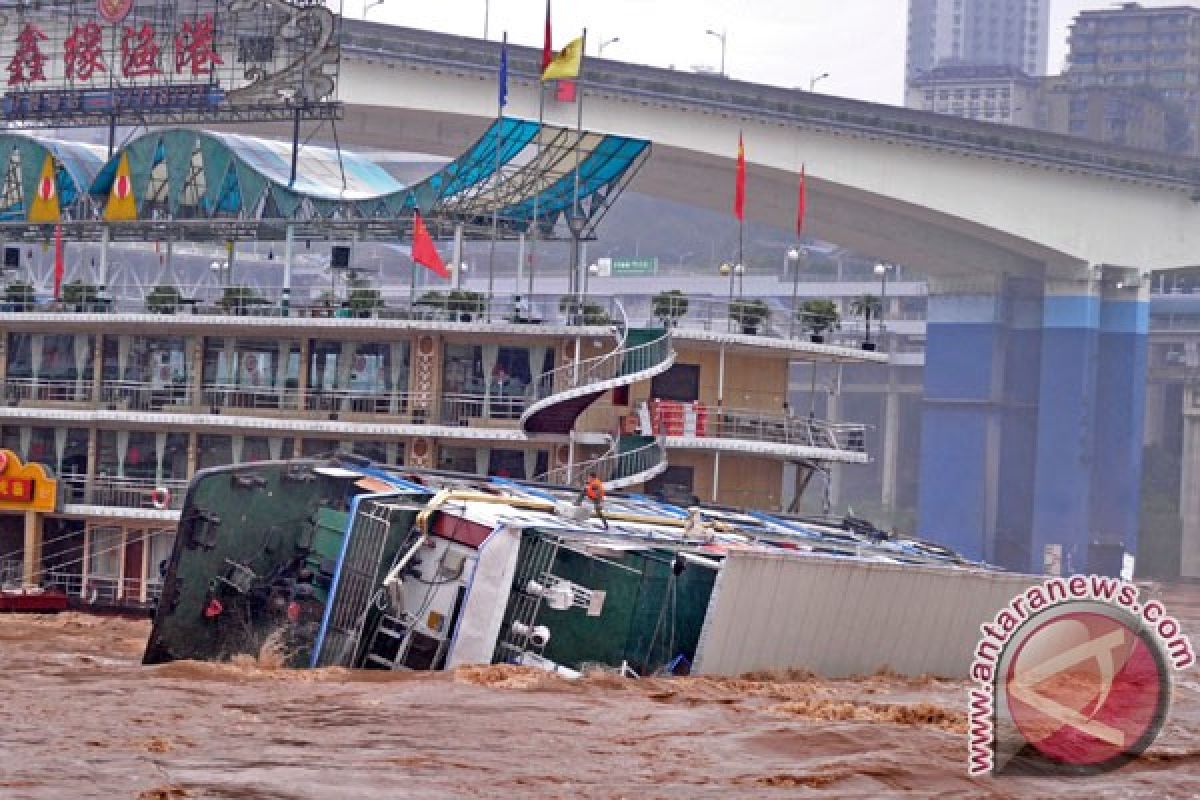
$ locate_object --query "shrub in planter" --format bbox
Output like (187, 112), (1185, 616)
(651, 289), (689, 328)
(447, 289), (487, 320)
(799, 299), (840, 343)
(3, 280), (35, 311)
(348, 287), (385, 317)
(218, 286), (268, 315)
(145, 284), (182, 314)
(730, 298), (770, 334)
(559, 295), (611, 325)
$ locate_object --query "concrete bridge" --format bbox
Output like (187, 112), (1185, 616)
(320, 20), (1200, 576)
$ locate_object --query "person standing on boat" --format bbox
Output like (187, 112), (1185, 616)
(577, 472), (609, 529)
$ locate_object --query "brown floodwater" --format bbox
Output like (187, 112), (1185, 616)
(2, 586), (1199, 799)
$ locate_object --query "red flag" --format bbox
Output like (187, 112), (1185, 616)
(411, 211), (449, 279)
(52, 223), (64, 299)
(734, 133), (746, 222)
(555, 79), (577, 102)
(796, 164), (806, 236)
(542, 0), (554, 72)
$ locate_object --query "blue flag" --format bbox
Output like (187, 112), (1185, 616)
(498, 41), (509, 109)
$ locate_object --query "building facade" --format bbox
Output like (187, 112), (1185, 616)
(1063, 3), (1200, 154)
(906, 0), (1051, 88)
(906, 64), (1042, 125)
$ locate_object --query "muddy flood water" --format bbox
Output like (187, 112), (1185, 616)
(2, 586), (1200, 799)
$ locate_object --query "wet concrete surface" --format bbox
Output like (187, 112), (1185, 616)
(1, 585), (1199, 799)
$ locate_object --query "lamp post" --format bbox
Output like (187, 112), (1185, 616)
(364, 0), (384, 17)
(873, 262), (893, 343)
(599, 36), (620, 57)
(705, 28), (727, 76)
(809, 72), (830, 92)
(456, 261), (469, 290)
(787, 247), (802, 338)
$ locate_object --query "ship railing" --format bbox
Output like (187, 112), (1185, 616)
(100, 380), (191, 411)
(41, 571), (155, 604)
(3, 377), (94, 404)
(649, 403), (867, 453)
(60, 475), (188, 510)
(544, 437), (669, 489)
(440, 391), (528, 425)
(0, 558), (22, 587)
(529, 331), (672, 406)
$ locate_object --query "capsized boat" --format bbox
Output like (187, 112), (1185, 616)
(143, 455), (980, 676)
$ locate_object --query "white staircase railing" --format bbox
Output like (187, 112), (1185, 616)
(544, 437), (669, 491)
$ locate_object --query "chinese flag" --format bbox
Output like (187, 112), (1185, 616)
(796, 164), (807, 236)
(542, 0), (554, 72)
(411, 211), (449, 279)
(734, 133), (746, 222)
(53, 223), (64, 300)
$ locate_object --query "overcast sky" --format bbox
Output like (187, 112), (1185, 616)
(342, 0), (1188, 105)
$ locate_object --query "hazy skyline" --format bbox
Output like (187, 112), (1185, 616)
(342, 0), (1189, 105)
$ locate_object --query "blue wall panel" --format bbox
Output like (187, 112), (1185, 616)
(917, 405), (992, 560)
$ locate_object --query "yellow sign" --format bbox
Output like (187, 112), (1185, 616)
(28, 154), (61, 223)
(104, 152), (138, 222)
(0, 449), (59, 513)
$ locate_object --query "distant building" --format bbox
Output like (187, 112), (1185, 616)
(906, 64), (1041, 125)
(906, 0), (1051, 87)
(1063, 3), (1200, 154)
(1042, 79), (1172, 152)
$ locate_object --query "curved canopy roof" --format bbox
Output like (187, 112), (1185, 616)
(0, 135), (107, 221)
(0, 117), (650, 242)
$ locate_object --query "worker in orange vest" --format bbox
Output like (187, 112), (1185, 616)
(577, 471), (609, 529)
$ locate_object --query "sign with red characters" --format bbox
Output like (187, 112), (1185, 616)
(0, 0), (341, 127)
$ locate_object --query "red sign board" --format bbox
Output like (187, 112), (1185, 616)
(0, 478), (35, 503)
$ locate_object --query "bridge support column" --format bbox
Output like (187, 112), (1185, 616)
(1182, 387), (1200, 578)
(918, 277), (1007, 562)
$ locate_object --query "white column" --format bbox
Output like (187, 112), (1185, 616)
(1181, 389), (1200, 578)
(282, 224), (295, 315)
(880, 385), (900, 513)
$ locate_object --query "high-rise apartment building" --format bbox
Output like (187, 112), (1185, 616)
(1062, 3), (1200, 154)
(906, 0), (1051, 85)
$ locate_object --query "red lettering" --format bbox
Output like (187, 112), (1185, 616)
(64, 22), (107, 82)
(174, 14), (223, 76)
(8, 23), (48, 86)
(121, 23), (162, 78)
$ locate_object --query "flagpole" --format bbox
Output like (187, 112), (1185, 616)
(529, 76), (545, 305)
(571, 28), (587, 306)
(487, 32), (507, 321)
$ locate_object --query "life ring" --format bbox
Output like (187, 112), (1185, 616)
(150, 486), (171, 510)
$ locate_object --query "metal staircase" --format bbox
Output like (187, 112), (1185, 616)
(544, 434), (669, 491)
(521, 311), (676, 435)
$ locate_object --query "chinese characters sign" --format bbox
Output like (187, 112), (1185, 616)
(0, 449), (58, 513)
(0, 0), (340, 126)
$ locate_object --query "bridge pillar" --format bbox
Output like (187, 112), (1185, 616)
(1182, 386), (1200, 578)
(917, 277), (1019, 562)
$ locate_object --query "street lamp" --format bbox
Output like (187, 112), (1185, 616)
(456, 261), (469, 289)
(873, 262), (894, 344)
(705, 28), (727, 76)
(809, 72), (830, 92)
(599, 36), (621, 57)
(364, 0), (385, 17)
(787, 247), (802, 338)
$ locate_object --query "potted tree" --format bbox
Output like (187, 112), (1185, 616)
(3, 280), (35, 311)
(348, 287), (385, 318)
(559, 295), (611, 325)
(799, 299), (840, 343)
(218, 286), (268, 316)
(652, 289), (689, 328)
(729, 298), (770, 335)
(145, 284), (183, 314)
(447, 289), (487, 321)
(63, 280), (102, 312)
(850, 294), (883, 351)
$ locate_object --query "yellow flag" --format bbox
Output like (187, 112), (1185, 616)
(28, 154), (60, 223)
(541, 35), (583, 82)
(104, 152), (137, 222)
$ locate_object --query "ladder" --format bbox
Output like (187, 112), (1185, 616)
(362, 612), (411, 670)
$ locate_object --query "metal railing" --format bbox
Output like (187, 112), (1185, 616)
(0, 558), (22, 587)
(529, 331), (673, 408)
(41, 570), (162, 604)
(60, 475), (188, 510)
(544, 437), (668, 489)
(649, 403), (868, 453)
(440, 391), (527, 425)
(101, 380), (191, 411)
(3, 378), (94, 403)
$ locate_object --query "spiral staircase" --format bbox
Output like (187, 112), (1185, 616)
(543, 434), (669, 491)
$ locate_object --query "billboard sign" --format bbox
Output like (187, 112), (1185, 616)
(611, 257), (658, 276)
(0, 0), (341, 127)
